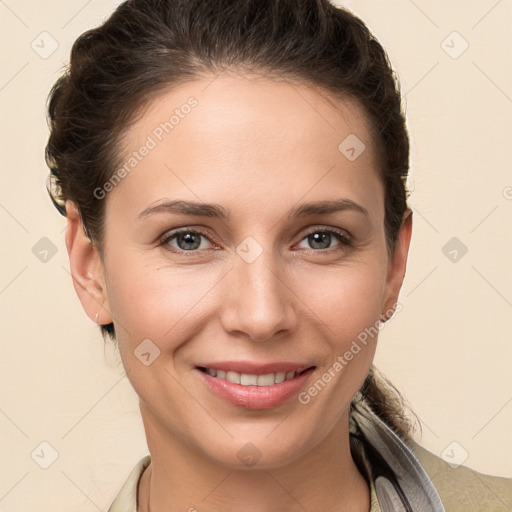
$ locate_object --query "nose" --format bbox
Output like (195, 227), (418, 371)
(220, 248), (297, 343)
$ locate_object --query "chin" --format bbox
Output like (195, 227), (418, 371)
(198, 430), (316, 471)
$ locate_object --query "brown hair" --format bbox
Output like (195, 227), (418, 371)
(45, 0), (419, 443)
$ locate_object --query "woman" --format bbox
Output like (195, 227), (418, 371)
(45, 0), (512, 510)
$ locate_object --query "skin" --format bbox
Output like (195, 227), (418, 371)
(65, 71), (412, 512)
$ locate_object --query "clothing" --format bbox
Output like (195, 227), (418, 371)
(106, 453), (381, 512)
(106, 453), (380, 512)
(107, 398), (512, 511)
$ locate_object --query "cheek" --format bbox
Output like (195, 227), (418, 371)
(291, 265), (385, 425)
(104, 253), (222, 347)
(104, 260), (222, 412)
(296, 261), (386, 388)
(297, 261), (387, 337)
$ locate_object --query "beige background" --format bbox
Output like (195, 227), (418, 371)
(1, 0), (511, 510)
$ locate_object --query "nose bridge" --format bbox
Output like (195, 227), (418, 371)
(221, 238), (295, 342)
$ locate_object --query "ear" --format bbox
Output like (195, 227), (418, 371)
(381, 209), (413, 318)
(64, 200), (112, 325)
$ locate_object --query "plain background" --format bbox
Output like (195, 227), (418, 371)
(1, 0), (511, 510)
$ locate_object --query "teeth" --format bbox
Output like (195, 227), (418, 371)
(257, 373), (275, 386)
(241, 373), (258, 385)
(203, 368), (298, 386)
(275, 371), (286, 383)
(226, 371), (240, 384)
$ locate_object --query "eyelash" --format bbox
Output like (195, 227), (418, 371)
(158, 226), (352, 257)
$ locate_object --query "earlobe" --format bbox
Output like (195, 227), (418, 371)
(64, 200), (113, 325)
(382, 209), (413, 317)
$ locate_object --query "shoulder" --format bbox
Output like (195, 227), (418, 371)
(409, 440), (512, 511)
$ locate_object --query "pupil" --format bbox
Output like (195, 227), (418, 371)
(310, 232), (330, 249)
(179, 232), (200, 250)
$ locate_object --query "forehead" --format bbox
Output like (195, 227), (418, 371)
(107, 72), (383, 223)
(130, 72), (377, 156)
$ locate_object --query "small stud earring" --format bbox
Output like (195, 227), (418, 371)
(95, 312), (100, 324)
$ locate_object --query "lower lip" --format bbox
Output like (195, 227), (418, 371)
(196, 367), (316, 410)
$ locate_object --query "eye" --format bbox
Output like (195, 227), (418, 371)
(159, 226), (352, 256)
(159, 228), (216, 255)
(296, 227), (351, 252)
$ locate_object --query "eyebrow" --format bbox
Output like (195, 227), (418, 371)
(137, 198), (369, 221)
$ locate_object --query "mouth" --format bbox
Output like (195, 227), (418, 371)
(195, 365), (315, 386)
(194, 362), (317, 410)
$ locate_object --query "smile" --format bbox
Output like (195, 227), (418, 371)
(197, 367), (305, 386)
(195, 363), (317, 409)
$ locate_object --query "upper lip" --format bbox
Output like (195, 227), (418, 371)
(195, 361), (315, 375)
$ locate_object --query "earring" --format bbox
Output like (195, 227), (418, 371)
(95, 312), (100, 325)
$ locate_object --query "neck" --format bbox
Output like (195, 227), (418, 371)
(137, 404), (370, 512)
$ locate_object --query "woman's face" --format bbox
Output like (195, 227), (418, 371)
(69, 72), (411, 469)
